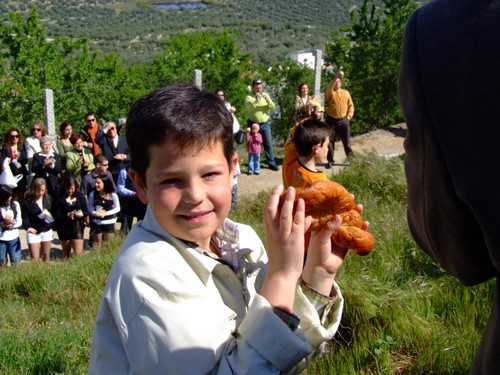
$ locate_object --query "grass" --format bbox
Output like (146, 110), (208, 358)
(0, 154), (493, 374)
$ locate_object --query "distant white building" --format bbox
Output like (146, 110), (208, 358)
(285, 48), (318, 69)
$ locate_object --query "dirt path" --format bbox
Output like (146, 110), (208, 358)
(236, 123), (407, 197)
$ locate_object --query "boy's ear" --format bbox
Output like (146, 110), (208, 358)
(129, 169), (148, 204)
(311, 143), (321, 155)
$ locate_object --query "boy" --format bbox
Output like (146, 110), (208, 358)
(89, 84), (355, 374)
(282, 118), (331, 189)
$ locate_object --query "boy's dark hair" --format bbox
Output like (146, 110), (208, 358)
(293, 119), (331, 157)
(94, 154), (108, 165)
(126, 84), (234, 182)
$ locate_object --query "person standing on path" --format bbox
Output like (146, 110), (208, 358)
(246, 123), (263, 175)
(245, 79), (278, 171)
(325, 72), (354, 168)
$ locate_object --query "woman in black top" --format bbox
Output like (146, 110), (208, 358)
(31, 136), (61, 198)
(1, 128), (28, 201)
(23, 178), (53, 262)
(53, 175), (89, 259)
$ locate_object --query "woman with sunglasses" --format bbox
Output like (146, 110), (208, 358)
(1, 128), (28, 202)
(25, 121), (46, 161)
(24, 121), (47, 186)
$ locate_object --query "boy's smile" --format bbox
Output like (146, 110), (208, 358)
(131, 139), (237, 251)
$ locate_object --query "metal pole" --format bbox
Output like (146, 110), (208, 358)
(44, 88), (56, 138)
(194, 69), (202, 89)
(314, 49), (323, 97)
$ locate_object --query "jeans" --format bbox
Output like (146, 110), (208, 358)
(231, 184), (238, 211)
(248, 153), (261, 174)
(0, 237), (21, 265)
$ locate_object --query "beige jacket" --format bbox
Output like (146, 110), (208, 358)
(89, 207), (344, 374)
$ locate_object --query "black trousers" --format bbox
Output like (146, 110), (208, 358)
(326, 115), (353, 163)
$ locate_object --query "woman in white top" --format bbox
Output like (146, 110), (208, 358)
(24, 121), (46, 186)
(0, 185), (23, 266)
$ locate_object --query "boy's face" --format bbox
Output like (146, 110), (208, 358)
(314, 136), (330, 164)
(130, 139), (238, 251)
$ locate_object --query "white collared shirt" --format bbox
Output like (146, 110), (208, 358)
(89, 207), (344, 374)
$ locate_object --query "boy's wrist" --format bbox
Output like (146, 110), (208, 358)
(301, 266), (336, 296)
(260, 272), (300, 313)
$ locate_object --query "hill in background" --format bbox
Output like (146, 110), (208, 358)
(1, 0), (363, 66)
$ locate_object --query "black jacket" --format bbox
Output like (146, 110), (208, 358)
(22, 196), (53, 233)
(95, 131), (130, 175)
(31, 152), (62, 197)
(399, 1), (500, 373)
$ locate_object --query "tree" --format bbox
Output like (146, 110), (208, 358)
(324, 0), (419, 133)
(149, 29), (251, 124)
(252, 59), (314, 141)
(0, 9), (131, 136)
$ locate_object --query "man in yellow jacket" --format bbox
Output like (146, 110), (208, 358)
(325, 73), (354, 168)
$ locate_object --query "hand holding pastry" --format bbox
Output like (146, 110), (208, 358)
(278, 180), (375, 255)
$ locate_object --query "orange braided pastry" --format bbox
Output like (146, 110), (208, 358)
(279, 180), (375, 255)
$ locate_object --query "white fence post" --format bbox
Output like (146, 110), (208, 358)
(194, 69), (202, 89)
(44, 89), (56, 139)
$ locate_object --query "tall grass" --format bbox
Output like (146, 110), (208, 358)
(0, 154), (492, 374)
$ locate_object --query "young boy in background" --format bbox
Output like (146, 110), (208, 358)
(282, 118), (331, 189)
(89, 84), (358, 374)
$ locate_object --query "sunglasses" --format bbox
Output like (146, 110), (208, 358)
(100, 164), (109, 167)
(32, 128), (41, 132)
(86, 119), (96, 123)
(9, 135), (19, 139)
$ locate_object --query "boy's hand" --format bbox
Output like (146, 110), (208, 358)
(302, 215), (345, 296)
(260, 185), (311, 312)
(265, 185), (308, 278)
(302, 202), (368, 296)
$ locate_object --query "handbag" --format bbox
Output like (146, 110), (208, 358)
(0, 158), (23, 188)
(234, 129), (246, 145)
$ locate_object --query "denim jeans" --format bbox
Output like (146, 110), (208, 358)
(254, 121), (276, 167)
(248, 153), (261, 174)
(0, 237), (21, 265)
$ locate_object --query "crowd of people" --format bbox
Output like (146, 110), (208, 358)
(0, 114), (146, 265)
(242, 72), (353, 179)
(0, 73), (353, 266)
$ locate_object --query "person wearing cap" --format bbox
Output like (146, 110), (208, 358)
(245, 79), (278, 171)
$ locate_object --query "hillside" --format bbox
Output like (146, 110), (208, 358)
(1, 0), (364, 65)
